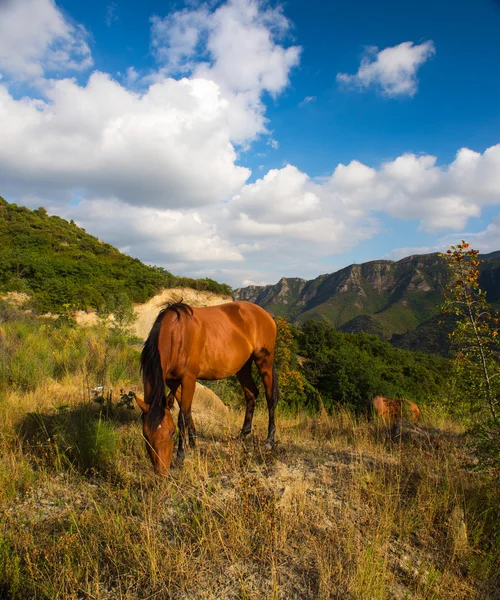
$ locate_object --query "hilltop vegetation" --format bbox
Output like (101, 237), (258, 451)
(0, 197), (231, 313)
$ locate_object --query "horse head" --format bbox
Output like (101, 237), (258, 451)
(134, 393), (176, 476)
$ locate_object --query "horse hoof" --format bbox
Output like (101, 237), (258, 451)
(264, 440), (275, 450)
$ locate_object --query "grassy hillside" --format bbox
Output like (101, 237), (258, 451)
(0, 197), (231, 313)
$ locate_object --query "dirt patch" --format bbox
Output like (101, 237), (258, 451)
(0, 291), (30, 306)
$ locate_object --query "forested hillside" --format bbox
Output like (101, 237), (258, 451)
(0, 197), (231, 312)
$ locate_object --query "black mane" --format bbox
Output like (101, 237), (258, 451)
(140, 301), (193, 428)
(161, 301), (194, 321)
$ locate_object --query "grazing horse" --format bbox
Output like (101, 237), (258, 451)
(372, 395), (421, 426)
(135, 301), (279, 476)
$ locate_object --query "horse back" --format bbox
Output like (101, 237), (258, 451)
(157, 301), (276, 379)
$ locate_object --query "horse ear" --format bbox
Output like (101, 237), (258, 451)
(134, 393), (150, 413)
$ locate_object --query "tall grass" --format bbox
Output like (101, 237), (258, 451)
(0, 317), (499, 599)
(0, 319), (140, 392)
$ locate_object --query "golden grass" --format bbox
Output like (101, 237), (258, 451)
(1, 374), (499, 600)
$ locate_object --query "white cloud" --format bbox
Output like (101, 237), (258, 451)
(224, 164), (381, 260)
(230, 165), (320, 224)
(0, 1), (498, 288)
(0, 0), (92, 81)
(299, 95), (316, 107)
(467, 217), (500, 254)
(328, 146), (500, 231)
(105, 2), (118, 27)
(58, 198), (244, 265)
(337, 41), (435, 97)
(385, 217), (500, 261)
(214, 144), (500, 279)
(150, 0), (301, 143)
(0, 73), (250, 208)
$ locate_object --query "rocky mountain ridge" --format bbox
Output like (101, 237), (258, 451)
(234, 252), (500, 354)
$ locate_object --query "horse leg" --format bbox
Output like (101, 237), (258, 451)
(236, 358), (259, 438)
(166, 380), (181, 410)
(254, 353), (278, 449)
(177, 376), (196, 464)
(188, 414), (197, 448)
(168, 384), (196, 448)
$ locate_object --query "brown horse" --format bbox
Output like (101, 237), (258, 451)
(135, 301), (279, 476)
(372, 395), (421, 426)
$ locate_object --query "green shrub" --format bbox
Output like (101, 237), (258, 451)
(56, 407), (119, 472)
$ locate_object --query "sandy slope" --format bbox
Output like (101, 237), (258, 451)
(75, 287), (231, 339)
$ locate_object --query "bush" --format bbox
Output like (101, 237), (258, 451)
(54, 406), (120, 473)
(0, 315), (141, 393)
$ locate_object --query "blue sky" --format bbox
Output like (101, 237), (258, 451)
(1, 0), (499, 287)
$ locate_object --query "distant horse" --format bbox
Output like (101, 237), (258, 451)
(372, 395), (421, 426)
(134, 301), (279, 476)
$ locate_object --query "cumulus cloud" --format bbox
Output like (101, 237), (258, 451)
(0, 73), (250, 207)
(327, 146), (500, 231)
(150, 0), (301, 142)
(230, 165), (320, 224)
(218, 144), (500, 277)
(385, 216), (500, 261)
(0, 0), (92, 81)
(58, 198), (244, 265)
(0, 1), (498, 287)
(224, 164), (381, 262)
(337, 41), (435, 97)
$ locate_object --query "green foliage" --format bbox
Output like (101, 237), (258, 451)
(151, 267), (233, 297)
(0, 197), (231, 313)
(441, 242), (500, 473)
(274, 317), (319, 410)
(297, 319), (450, 412)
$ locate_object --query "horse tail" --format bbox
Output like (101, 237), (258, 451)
(140, 310), (167, 429)
(272, 362), (279, 409)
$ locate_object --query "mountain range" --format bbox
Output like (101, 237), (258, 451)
(234, 252), (500, 355)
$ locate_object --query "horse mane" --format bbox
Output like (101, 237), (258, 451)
(161, 301), (194, 320)
(140, 301), (193, 428)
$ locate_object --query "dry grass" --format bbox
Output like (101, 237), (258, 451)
(1, 375), (499, 600)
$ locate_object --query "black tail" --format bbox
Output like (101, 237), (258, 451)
(140, 310), (167, 429)
(272, 363), (279, 409)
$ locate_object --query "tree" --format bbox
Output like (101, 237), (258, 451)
(274, 317), (314, 409)
(441, 242), (500, 469)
